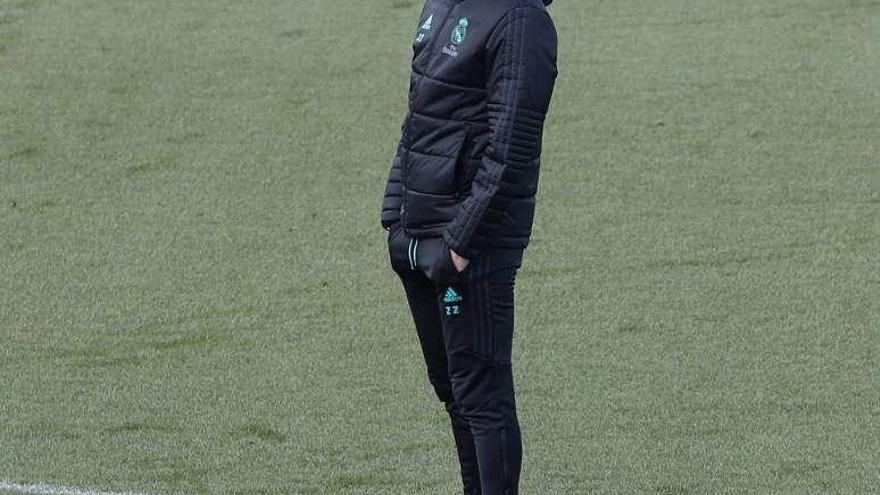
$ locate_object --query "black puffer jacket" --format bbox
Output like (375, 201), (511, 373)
(381, 0), (558, 259)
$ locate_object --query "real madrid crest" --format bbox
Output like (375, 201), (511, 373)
(443, 17), (469, 58)
(452, 17), (468, 45)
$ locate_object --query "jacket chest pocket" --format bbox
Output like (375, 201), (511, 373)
(405, 134), (467, 196)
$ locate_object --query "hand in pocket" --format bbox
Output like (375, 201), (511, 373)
(386, 224), (414, 274)
(449, 249), (470, 273)
(416, 237), (462, 285)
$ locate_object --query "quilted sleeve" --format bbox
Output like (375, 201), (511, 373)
(442, 6), (558, 258)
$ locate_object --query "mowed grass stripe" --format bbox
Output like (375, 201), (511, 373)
(0, 480), (155, 495)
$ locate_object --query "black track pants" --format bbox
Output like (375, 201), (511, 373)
(387, 225), (524, 495)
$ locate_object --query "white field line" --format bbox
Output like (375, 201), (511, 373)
(0, 481), (157, 495)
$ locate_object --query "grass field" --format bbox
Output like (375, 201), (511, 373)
(1, 0), (879, 493)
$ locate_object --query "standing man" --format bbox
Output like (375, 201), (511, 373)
(380, 0), (557, 493)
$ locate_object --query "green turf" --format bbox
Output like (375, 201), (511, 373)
(1, 0), (878, 493)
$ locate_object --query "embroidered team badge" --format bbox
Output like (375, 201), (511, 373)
(442, 17), (468, 58)
(452, 17), (468, 45)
